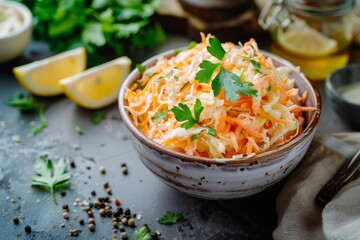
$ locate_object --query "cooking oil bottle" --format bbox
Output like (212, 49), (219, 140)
(259, 0), (354, 80)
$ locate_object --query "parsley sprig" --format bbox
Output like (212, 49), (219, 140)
(31, 156), (71, 204)
(158, 211), (183, 225)
(171, 99), (203, 129)
(195, 37), (258, 102)
(134, 226), (152, 240)
(3, 91), (38, 112)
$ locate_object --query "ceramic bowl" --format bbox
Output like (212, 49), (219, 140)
(0, 1), (32, 62)
(326, 64), (360, 130)
(118, 50), (321, 199)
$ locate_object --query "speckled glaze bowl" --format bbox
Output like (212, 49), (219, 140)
(118, 50), (321, 199)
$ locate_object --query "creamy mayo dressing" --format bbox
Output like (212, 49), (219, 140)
(0, 5), (23, 37)
(339, 82), (360, 105)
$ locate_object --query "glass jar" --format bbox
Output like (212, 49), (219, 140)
(259, 0), (354, 80)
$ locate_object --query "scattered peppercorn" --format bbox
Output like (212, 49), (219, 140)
(114, 199), (121, 206)
(120, 232), (128, 239)
(79, 219), (85, 225)
(70, 161), (76, 168)
(119, 226), (125, 232)
(11, 198), (17, 204)
(87, 210), (94, 217)
(112, 221), (118, 228)
(25, 225), (31, 234)
(69, 229), (79, 236)
(99, 166), (106, 174)
(88, 223), (96, 232)
(13, 217), (20, 225)
(121, 217), (128, 225)
(60, 191), (66, 197)
(62, 204), (69, 211)
(99, 209), (106, 217)
(106, 188), (112, 195)
(63, 212), (70, 220)
(88, 218), (95, 225)
(103, 181), (109, 188)
(121, 164), (128, 175)
(60, 223), (65, 228)
(91, 191), (96, 197)
(128, 218), (135, 227)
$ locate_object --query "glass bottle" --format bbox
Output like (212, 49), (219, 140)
(259, 0), (354, 80)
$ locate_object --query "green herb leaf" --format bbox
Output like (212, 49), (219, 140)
(193, 99), (203, 123)
(195, 60), (220, 83)
(135, 80), (144, 90)
(236, 82), (258, 97)
(91, 111), (105, 125)
(134, 225), (152, 240)
(75, 125), (85, 135)
(152, 108), (168, 123)
(158, 211), (183, 225)
(174, 48), (182, 55)
(207, 127), (217, 137)
(250, 59), (262, 74)
(187, 41), (197, 49)
(191, 134), (199, 141)
(207, 37), (226, 61)
(171, 103), (197, 129)
(171, 99), (203, 130)
(212, 68), (241, 102)
(32, 104), (47, 135)
(4, 91), (38, 112)
(136, 64), (146, 74)
(31, 156), (71, 204)
(180, 82), (189, 92)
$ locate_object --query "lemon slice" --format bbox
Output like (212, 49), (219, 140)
(13, 48), (86, 96)
(277, 27), (337, 57)
(59, 56), (131, 109)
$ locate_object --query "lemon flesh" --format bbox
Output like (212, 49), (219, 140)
(59, 56), (131, 109)
(277, 27), (338, 58)
(13, 47), (86, 96)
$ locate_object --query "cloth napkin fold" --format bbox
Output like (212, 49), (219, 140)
(273, 133), (360, 240)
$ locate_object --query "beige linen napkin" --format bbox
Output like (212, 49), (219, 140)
(273, 133), (360, 240)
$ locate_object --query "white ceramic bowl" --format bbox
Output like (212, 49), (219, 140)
(0, 1), (32, 62)
(119, 50), (322, 199)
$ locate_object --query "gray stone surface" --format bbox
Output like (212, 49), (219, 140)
(0, 35), (356, 240)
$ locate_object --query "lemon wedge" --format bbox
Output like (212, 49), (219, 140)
(13, 47), (86, 96)
(277, 27), (337, 57)
(59, 56), (131, 109)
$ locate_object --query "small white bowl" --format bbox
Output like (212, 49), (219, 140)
(0, 1), (32, 62)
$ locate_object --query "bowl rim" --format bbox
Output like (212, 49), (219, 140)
(119, 48), (322, 166)
(326, 63), (360, 108)
(0, 1), (32, 40)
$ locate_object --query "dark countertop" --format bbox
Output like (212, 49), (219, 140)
(0, 34), (358, 240)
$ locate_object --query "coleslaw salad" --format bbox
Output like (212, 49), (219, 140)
(124, 33), (315, 159)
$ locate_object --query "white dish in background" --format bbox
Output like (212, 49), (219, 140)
(0, 1), (32, 62)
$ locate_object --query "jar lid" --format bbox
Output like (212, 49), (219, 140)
(286, 0), (354, 17)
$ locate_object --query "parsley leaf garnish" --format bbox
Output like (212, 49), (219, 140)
(207, 127), (217, 137)
(171, 99), (203, 129)
(32, 104), (47, 136)
(31, 156), (71, 204)
(187, 41), (197, 49)
(158, 211), (183, 225)
(207, 37), (226, 61)
(250, 59), (262, 74)
(75, 125), (85, 135)
(91, 110), (105, 125)
(152, 108), (168, 123)
(195, 60), (220, 83)
(4, 91), (38, 112)
(136, 64), (146, 74)
(134, 225), (152, 240)
(195, 37), (258, 102)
